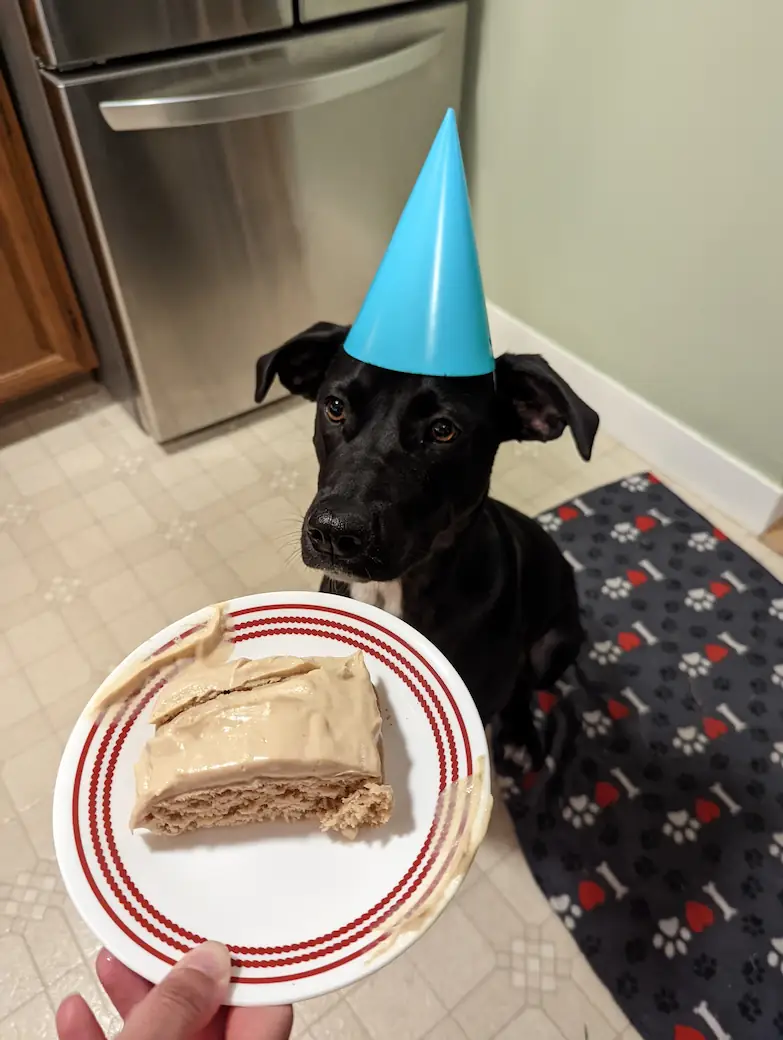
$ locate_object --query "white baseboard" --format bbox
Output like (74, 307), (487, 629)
(488, 303), (783, 535)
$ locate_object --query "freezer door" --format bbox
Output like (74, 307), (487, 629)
(299, 0), (421, 23)
(23, 0), (294, 70)
(45, 2), (467, 441)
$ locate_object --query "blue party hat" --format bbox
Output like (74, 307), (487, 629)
(343, 109), (493, 377)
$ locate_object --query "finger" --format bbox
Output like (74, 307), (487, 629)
(56, 995), (106, 1040)
(120, 941), (231, 1040)
(227, 1004), (294, 1040)
(96, 949), (152, 1020)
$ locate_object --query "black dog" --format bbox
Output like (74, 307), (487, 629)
(255, 322), (598, 756)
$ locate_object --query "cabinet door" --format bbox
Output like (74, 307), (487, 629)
(0, 72), (96, 405)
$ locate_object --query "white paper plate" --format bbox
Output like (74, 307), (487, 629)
(54, 591), (492, 1006)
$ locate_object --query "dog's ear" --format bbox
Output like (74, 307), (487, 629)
(495, 353), (599, 460)
(255, 322), (349, 404)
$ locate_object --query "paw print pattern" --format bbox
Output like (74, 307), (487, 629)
(538, 512), (562, 533)
(662, 810), (700, 844)
(672, 726), (708, 756)
(770, 741), (783, 766)
(678, 652), (710, 678)
(684, 588), (716, 612)
(610, 522), (640, 544)
(770, 598), (783, 620)
(602, 576), (632, 599)
(562, 794), (599, 829)
(653, 917), (691, 958)
(766, 937), (783, 972)
(772, 664), (783, 688)
(589, 640), (622, 666)
(688, 531), (718, 552)
(769, 833), (783, 859)
(621, 475), (650, 493)
(582, 710), (611, 739)
(550, 893), (583, 931)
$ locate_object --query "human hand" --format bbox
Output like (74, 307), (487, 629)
(55, 942), (293, 1040)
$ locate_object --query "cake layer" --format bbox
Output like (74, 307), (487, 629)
(132, 652), (387, 831)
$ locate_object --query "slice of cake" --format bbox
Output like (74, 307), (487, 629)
(131, 652), (393, 838)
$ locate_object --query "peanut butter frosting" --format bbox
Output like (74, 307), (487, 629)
(131, 652), (384, 829)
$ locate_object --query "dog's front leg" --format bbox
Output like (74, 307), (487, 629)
(495, 677), (545, 772)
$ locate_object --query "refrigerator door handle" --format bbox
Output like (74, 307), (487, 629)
(99, 31), (444, 131)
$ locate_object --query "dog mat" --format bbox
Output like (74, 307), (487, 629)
(494, 473), (783, 1040)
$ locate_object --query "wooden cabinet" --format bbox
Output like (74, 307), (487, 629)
(0, 70), (96, 404)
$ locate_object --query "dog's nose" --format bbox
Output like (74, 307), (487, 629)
(307, 508), (369, 560)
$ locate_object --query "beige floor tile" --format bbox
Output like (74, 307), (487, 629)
(9, 518), (50, 556)
(39, 500), (93, 541)
(0, 819), (37, 881)
(621, 1026), (645, 1040)
(25, 908), (83, 987)
(57, 525), (115, 569)
(310, 1000), (371, 1040)
(79, 626), (124, 676)
(158, 577), (215, 622)
(229, 541), (288, 587)
(168, 474), (223, 512)
(0, 635), (16, 677)
(489, 853), (550, 926)
(62, 899), (101, 961)
(204, 513), (260, 557)
(74, 551), (129, 591)
(10, 461), (64, 497)
(541, 978), (616, 1040)
(0, 992), (58, 1039)
(293, 990), (343, 1032)
(83, 480), (139, 519)
(20, 795), (57, 860)
(58, 444), (105, 479)
(134, 549), (194, 597)
(6, 609), (74, 669)
(347, 951), (446, 1040)
(451, 968), (526, 1040)
(0, 436), (48, 471)
(101, 504), (158, 547)
(24, 644), (91, 707)
(87, 569), (149, 621)
(107, 602), (168, 657)
(0, 531), (23, 567)
(212, 457), (261, 495)
(0, 934), (43, 1017)
(408, 904), (496, 1010)
(457, 875), (526, 954)
(1, 736), (61, 814)
(0, 560), (38, 607)
(425, 1018), (469, 1040)
(496, 1008), (567, 1040)
(473, 801), (519, 875)
(570, 951), (628, 1032)
(0, 780), (15, 825)
(0, 711), (56, 767)
(0, 672), (41, 730)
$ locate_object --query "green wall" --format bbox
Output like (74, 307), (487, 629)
(462, 0), (783, 481)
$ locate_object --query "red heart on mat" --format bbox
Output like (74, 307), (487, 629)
(648, 473), (660, 484)
(703, 717), (728, 739)
(675, 1027), (706, 1040)
(607, 699), (630, 720)
(685, 901), (714, 933)
(709, 581), (731, 598)
(695, 798), (720, 824)
(635, 515), (656, 532)
(627, 570), (648, 586)
(705, 643), (728, 663)
(522, 771), (539, 792)
(558, 505), (579, 521)
(618, 631), (641, 651)
(713, 527), (727, 541)
(578, 880), (606, 912)
(595, 782), (620, 808)
(537, 690), (558, 714)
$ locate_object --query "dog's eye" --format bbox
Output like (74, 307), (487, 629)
(324, 396), (346, 424)
(429, 419), (458, 443)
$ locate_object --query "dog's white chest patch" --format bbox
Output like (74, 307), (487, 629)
(349, 580), (403, 618)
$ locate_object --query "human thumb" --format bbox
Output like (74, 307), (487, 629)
(120, 942), (231, 1040)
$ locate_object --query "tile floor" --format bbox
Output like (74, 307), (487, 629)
(1, 381), (781, 1040)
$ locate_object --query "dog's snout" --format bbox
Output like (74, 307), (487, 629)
(306, 507), (369, 561)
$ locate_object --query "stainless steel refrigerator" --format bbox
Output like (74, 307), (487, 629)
(4, 0), (467, 441)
